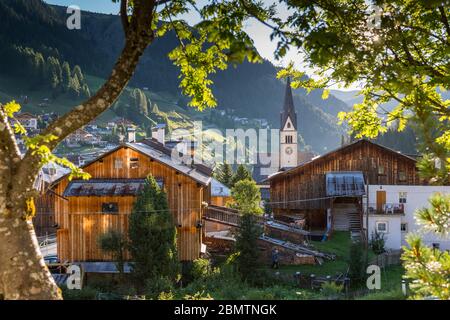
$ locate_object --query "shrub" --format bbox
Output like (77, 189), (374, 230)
(191, 258), (212, 280)
(183, 291), (213, 300)
(145, 276), (174, 299)
(370, 230), (386, 255)
(61, 286), (98, 300)
(320, 282), (344, 300)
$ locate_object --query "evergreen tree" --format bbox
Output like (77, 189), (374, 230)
(132, 88), (148, 116)
(72, 65), (84, 83)
(230, 164), (252, 188)
(61, 61), (71, 92)
(235, 212), (263, 282)
(34, 52), (45, 81)
(402, 194), (450, 299)
(46, 56), (62, 85)
(68, 73), (81, 97)
(98, 230), (127, 275)
(81, 83), (91, 98)
(151, 103), (160, 114)
(128, 175), (180, 295)
(231, 178), (263, 282)
(348, 241), (365, 287)
(215, 161), (234, 187)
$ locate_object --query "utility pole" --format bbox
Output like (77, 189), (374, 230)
(365, 181), (370, 265)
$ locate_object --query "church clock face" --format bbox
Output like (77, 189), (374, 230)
(285, 146), (293, 155)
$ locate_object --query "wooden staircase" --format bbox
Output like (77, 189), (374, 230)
(333, 203), (363, 242)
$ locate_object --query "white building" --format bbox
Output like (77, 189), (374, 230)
(364, 185), (450, 251)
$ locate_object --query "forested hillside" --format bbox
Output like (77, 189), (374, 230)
(0, 0), (368, 153)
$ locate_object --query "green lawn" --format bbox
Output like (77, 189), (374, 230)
(266, 231), (376, 277)
(356, 265), (405, 300)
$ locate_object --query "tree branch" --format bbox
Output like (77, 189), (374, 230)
(13, 3), (157, 198)
(120, 0), (129, 34)
(0, 106), (21, 162)
(438, 6), (450, 38)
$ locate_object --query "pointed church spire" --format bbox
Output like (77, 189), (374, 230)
(280, 77), (297, 130)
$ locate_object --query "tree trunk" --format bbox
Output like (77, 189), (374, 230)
(0, 198), (61, 300)
(0, 1), (156, 299)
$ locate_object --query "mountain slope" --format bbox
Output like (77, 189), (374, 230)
(0, 0), (349, 152)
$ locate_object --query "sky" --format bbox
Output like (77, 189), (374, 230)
(44, 0), (359, 90)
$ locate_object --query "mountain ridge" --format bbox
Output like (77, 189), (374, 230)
(0, 0), (350, 153)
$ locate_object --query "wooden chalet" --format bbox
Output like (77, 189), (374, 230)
(51, 139), (212, 263)
(267, 139), (421, 240)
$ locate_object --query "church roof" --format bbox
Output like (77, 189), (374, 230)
(280, 78), (297, 130)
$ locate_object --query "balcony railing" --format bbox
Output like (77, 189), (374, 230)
(364, 203), (405, 215)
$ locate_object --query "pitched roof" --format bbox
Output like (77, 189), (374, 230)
(267, 139), (417, 182)
(16, 112), (36, 119)
(211, 178), (231, 197)
(51, 140), (213, 187)
(130, 142), (212, 185)
(280, 78), (297, 130)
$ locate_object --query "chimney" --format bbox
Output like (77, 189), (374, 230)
(152, 124), (166, 145)
(126, 126), (136, 143)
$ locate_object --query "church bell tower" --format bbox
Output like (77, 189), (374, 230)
(279, 78), (298, 169)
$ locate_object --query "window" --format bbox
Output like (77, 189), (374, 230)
(376, 221), (388, 233)
(114, 158), (123, 169)
(287, 122), (291, 129)
(432, 243), (440, 250)
(399, 192), (407, 204)
(285, 135), (293, 144)
(378, 165), (385, 175)
(130, 157), (139, 169)
(102, 202), (118, 214)
(155, 178), (164, 189)
(401, 223), (408, 232)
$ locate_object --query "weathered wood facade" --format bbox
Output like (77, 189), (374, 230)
(268, 140), (421, 232)
(33, 191), (56, 237)
(52, 143), (211, 263)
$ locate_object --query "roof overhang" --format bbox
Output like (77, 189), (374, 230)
(326, 171), (366, 197)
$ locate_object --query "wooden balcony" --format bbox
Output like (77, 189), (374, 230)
(364, 203), (405, 215)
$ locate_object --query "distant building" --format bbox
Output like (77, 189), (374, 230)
(15, 112), (38, 130)
(210, 178), (231, 206)
(65, 128), (102, 147)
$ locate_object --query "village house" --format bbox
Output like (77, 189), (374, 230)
(15, 112), (38, 130)
(50, 135), (213, 264)
(65, 128), (102, 147)
(364, 184), (450, 250)
(267, 139), (425, 242)
(210, 178), (231, 207)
